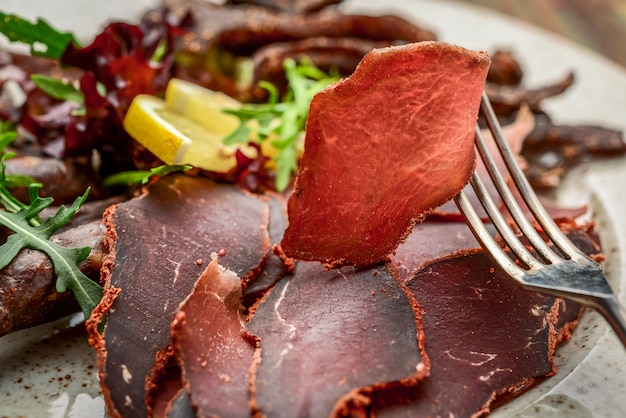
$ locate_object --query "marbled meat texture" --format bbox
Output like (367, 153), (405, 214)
(170, 256), (257, 417)
(374, 224), (602, 417)
(88, 175), (270, 418)
(281, 42), (490, 266)
(377, 251), (560, 417)
(247, 261), (428, 417)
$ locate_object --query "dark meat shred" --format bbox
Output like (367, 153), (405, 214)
(226, 0), (342, 14)
(487, 50), (523, 86)
(522, 116), (626, 189)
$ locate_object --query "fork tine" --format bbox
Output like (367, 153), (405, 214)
(456, 91), (626, 350)
(454, 188), (528, 280)
(479, 92), (584, 261)
(473, 121), (560, 265)
(467, 167), (542, 270)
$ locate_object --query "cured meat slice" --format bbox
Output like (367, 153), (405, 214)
(145, 357), (187, 418)
(247, 261), (428, 417)
(521, 117), (626, 189)
(376, 251), (560, 417)
(390, 222), (481, 282)
(242, 192), (291, 308)
(163, 0), (435, 56)
(87, 175), (270, 418)
(0, 196), (119, 337)
(281, 42), (490, 266)
(0, 219), (106, 337)
(375, 224), (602, 417)
(161, 0), (435, 100)
(170, 255), (257, 417)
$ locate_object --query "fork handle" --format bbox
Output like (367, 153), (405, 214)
(594, 295), (626, 349)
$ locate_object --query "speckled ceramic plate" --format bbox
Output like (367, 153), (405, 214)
(1, 0), (625, 417)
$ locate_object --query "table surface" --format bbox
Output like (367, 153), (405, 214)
(455, 0), (626, 68)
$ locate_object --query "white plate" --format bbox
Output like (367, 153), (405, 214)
(1, 0), (625, 417)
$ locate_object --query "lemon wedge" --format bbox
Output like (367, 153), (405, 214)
(165, 78), (242, 137)
(123, 79), (255, 173)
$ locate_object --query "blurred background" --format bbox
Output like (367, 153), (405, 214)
(457, 0), (626, 68)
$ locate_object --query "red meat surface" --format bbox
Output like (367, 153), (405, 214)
(246, 261), (428, 417)
(281, 41), (490, 266)
(87, 175), (270, 418)
(377, 251), (560, 417)
(170, 256), (257, 417)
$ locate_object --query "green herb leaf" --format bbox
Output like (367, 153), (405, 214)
(103, 164), (192, 187)
(5, 173), (38, 189)
(223, 58), (339, 191)
(31, 74), (84, 103)
(0, 12), (80, 59)
(0, 183), (101, 319)
(0, 121), (17, 152)
(0, 129), (100, 319)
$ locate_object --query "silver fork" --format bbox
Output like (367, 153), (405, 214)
(454, 92), (626, 348)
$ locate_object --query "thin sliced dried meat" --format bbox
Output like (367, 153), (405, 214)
(228, 0), (342, 14)
(377, 251), (560, 417)
(485, 72), (575, 118)
(87, 175), (270, 418)
(249, 36), (391, 98)
(242, 192), (291, 308)
(0, 215), (108, 337)
(390, 222), (481, 282)
(0, 196), (120, 337)
(376, 224), (602, 417)
(163, 0), (435, 56)
(486, 50), (523, 86)
(170, 256), (257, 417)
(281, 42), (490, 266)
(522, 116), (626, 189)
(247, 261), (428, 417)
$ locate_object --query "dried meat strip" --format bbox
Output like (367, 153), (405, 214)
(88, 175), (270, 418)
(0, 219), (105, 337)
(242, 192), (291, 308)
(390, 222), (481, 282)
(163, 0), (435, 56)
(247, 261), (428, 417)
(376, 223), (603, 416)
(171, 256), (257, 417)
(248, 36), (391, 99)
(281, 42), (489, 266)
(522, 116), (626, 189)
(226, 0), (342, 14)
(157, 0), (435, 98)
(486, 50), (523, 86)
(376, 251), (560, 417)
(485, 72), (575, 118)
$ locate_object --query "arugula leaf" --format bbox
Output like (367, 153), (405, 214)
(31, 74), (84, 103)
(0, 187), (102, 320)
(0, 127), (101, 320)
(0, 122), (17, 151)
(0, 12), (80, 59)
(223, 58), (339, 191)
(103, 164), (192, 187)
